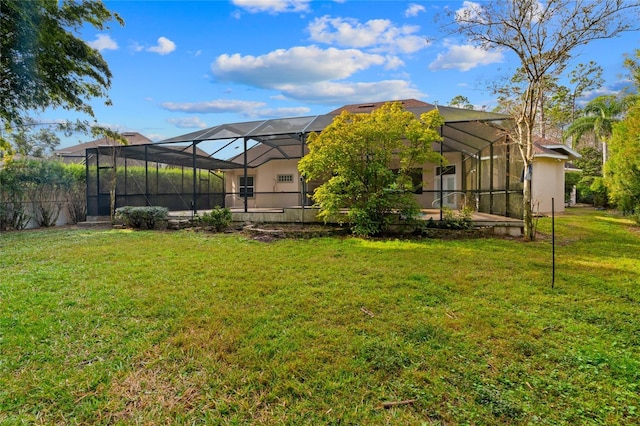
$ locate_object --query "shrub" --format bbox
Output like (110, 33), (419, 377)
(0, 159), (87, 229)
(197, 206), (232, 232)
(590, 177), (609, 208)
(565, 171), (581, 203)
(66, 182), (86, 224)
(115, 206), (168, 230)
(298, 102), (445, 238)
(424, 207), (474, 230)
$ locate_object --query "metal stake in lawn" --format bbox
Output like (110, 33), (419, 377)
(552, 197), (555, 289)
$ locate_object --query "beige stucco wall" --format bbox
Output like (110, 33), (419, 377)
(224, 159), (302, 208)
(532, 158), (565, 214)
(225, 153), (461, 210)
(415, 153), (463, 209)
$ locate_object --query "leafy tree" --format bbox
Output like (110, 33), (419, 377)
(624, 49), (640, 87)
(605, 52), (640, 219)
(544, 62), (604, 140)
(298, 102), (444, 237)
(453, 0), (639, 240)
(574, 147), (603, 178)
(572, 146), (604, 205)
(0, 0), (123, 152)
(565, 95), (632, 166)
(564, 170), (580, 204)
(6, 120), (61, 158)
(448, 95), (474, 109)
(566, 62), (605, 124)
(0, 159), (82, 229)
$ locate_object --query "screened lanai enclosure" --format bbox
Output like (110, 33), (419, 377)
(86, 100), (525, 220)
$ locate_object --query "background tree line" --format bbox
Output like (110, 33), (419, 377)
(0, 160), (86, 230)
(1, 0), (124, 230)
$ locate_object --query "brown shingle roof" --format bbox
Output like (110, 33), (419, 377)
(533, 137), (581, 160)
(54, 132), (153, 157)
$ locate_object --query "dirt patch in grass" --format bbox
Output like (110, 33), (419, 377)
(108, 365), (202, 420)
(242, 223), (349, 240)
(105, 343), (215, 423)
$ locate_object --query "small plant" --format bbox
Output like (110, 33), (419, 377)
(115, 206), (168, 230)
(632, 206), (640, 226)
(424, 207), (474, 230)
(66, 182), (86, 224)
(197, 206), (232, 232)
(0, 200), (30, 231)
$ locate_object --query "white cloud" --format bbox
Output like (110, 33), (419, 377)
(147, 37), (176, 55)
(130, 41), (144, 53)
(247, 106), (311, 118)
(455, 1), (485, 23)
(167, 117), (208, 129)
(405, 4), (426, 18)
(277, 80), (425, 105)
(160, 99), (310, 119)
(212, 46), (386, 88)
(384, 56), (405, 70)
(161, 99), (267, 114)
(455, 0), (543, 24)
(88, 34), (118, 51)
(232, 0), (311, 14)
(429, 43), (503, 72)
(308, 16), (429, 54)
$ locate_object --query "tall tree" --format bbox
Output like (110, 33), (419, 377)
(623, 48), (640, 87)
(0, 0), (123, 153)
(606, 101), (640, 217)
(449, 95), (475, 109)
(453, 0), (639, 240)
(544, 62), (604, 140)
(565, 95), (631, 167)
(5, 119), (61, 158)
(605, 49), (640, 218)
(298, 102), (444, 237)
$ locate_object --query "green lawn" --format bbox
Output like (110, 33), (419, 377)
(1, 207), (638, 425)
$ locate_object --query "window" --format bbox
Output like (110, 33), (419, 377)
(277, 174), (294, 183)
(239, 175), (254, 198)
(436, 165), (456, 176)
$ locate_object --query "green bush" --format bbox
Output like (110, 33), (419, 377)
(66, 182), (86, 224)
(197, 206), (232, 232)
(0, 159), (85, 230)
(565, 171), (581, 203)
(590, 177), (609, 208)
(424, 207), (474, 230)
(115, 206), (168, 230)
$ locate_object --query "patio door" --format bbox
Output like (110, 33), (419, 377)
(435, 166), (457, 209)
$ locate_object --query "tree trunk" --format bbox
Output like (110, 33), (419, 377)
(522, 172), (535, 241)
(602, 140), (608, 175)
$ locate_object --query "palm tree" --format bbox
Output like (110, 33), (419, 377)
(565, 95), (631, 167)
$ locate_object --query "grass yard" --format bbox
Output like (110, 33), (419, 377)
(1, 207), (639, 425)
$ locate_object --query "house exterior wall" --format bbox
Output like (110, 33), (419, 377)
(223, 149), (530, 216)
(224, 159), (302, 208)
(224, 154), (466, 210)
(532, 158), (565, 214)
(415, 152), (463, 209)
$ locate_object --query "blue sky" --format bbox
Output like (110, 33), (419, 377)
(44, 0), (639, 148)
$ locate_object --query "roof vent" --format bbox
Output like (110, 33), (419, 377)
(122, 132), (136, 136)
(358, 104), (375, 108)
